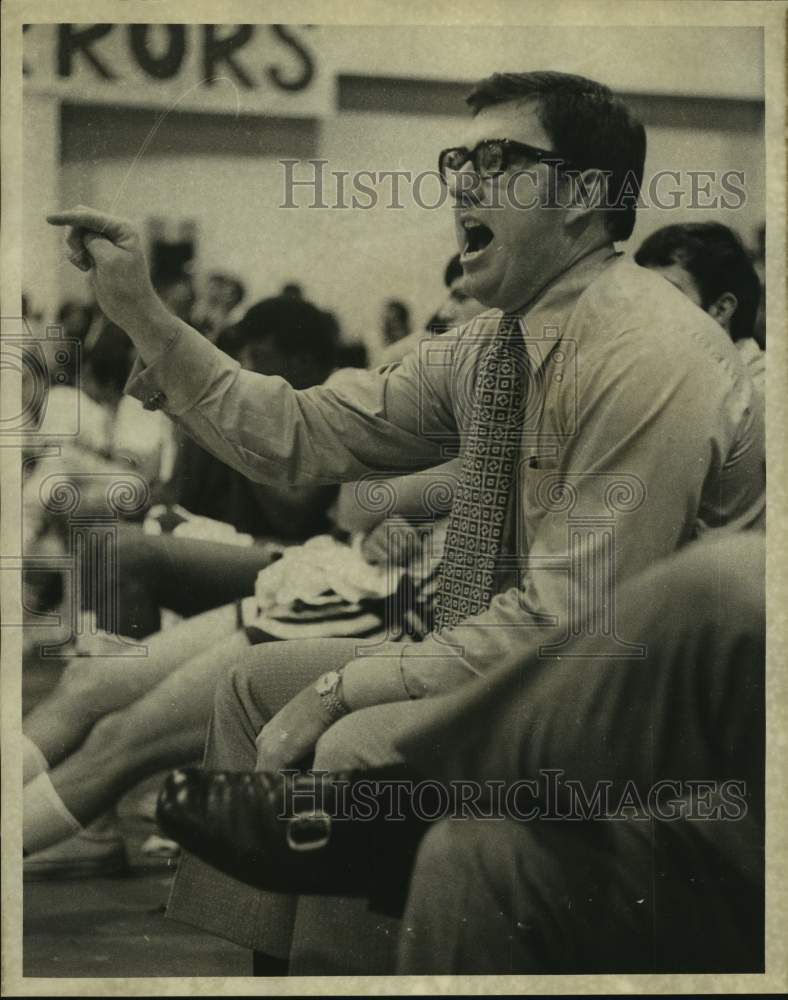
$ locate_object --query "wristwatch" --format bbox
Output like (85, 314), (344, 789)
(315, 670), (350, 723)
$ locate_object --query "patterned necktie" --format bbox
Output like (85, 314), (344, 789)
(433, 315), (528, 633)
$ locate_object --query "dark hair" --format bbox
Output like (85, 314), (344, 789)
(55, 300), (93, 341)
(385, 300), (410, 326)
(444, 254), (463, 288)
(84, 322), (135, 398)
(634, 223), (761, 344)
(152, 270), (193, 294)
(466, 71), (646, 242)
(23, 568), (64, 615)
(234, 296), (338, 387)
(209, 272), (246, 310)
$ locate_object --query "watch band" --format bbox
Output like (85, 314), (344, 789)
(316, 670), (350, 723)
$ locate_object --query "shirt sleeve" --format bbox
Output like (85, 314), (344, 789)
(348, 328), (746, 701)
(126, 317), (453, 485)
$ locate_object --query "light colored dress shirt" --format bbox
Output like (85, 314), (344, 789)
(736, 337), (765, 406)
(127, 245), (765, 701)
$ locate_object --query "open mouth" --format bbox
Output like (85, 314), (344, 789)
(461, 219), (495, 260)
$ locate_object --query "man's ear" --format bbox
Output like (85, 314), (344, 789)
(564, 167), (607, 228)
(707, 291), (738, 330)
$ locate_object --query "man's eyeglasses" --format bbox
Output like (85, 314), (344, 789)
(438, 138), (569, 185)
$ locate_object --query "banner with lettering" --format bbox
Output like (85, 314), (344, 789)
(23, 24), (330, 117)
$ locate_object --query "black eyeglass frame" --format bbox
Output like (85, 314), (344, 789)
(438, 138), (571, 184)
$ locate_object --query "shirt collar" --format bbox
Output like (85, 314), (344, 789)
(513, 244), (619, 367)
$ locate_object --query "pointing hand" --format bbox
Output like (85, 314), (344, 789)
(47, 206), (159, 331)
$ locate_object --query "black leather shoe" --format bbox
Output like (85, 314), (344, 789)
(156, 766), (432, 903)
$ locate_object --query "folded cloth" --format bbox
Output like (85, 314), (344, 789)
(252, 534), (402, 610)
(143, 504), (255, 547)
(239, 530), (446, 644)
(237, 535), (394, 642)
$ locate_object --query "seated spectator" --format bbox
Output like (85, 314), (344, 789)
(635, 222), (764, 401)
(21, 466), (451, 877)
(426, 253), (487, 334)
(24, 319), (163, 485)
(192, 271), (246, 342)
(281, 282), (304, 300)
(751, 222), (765, 349)
(84, 321), (175, 485)
(23, 294), (427, 874)
(152, 269), (195, 324)
(32, 294), (343, 639)
(55, 299), (94, 344)
(333, 340), (369, 370)
(163, 295), (340, 536)
(379, 254), (485, 365)
(380, 298), (411, 349)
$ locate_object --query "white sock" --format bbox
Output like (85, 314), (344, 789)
(23, 772), (82, 854)
(22, 735), (50, 784)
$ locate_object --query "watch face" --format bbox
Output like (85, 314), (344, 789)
(316, 672), (339, 695)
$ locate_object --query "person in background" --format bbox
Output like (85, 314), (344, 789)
(21, 268), (466, 876)
(192, 271), (246, 342)
(22, 294), (342, 877)
(380, 298), (411, 349)
(426, 253), (487, 333)
(111, 294), (342, 637)
(22, 291), (43, 330)
(751, 222), (765, 362)
(281, 282), (304, 300)
(380, 253), (486, 364)
(26, 320), (141, 472)
(635, 222), (764, 402)
(169, 296), (339, 536)
(55, 300), (94, 344)
(333, 340), (369, 370)
(153, 269), (196, 325)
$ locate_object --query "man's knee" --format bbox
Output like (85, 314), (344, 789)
(415, 818), (531, 884)
(55, 658), (119, 717)
(414, 818), (478, 876)
(212, 650), (260, 720)
(399, 819), (523, 972)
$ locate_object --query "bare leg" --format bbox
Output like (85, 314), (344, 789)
(40, 630), (252, 827)
(23, 603), (237, 769)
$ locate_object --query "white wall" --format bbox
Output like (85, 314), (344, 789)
(320, 25), (764, 100)
(631, 123), (764, 249)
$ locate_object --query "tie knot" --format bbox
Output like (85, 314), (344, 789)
(498, 314), (522, 340)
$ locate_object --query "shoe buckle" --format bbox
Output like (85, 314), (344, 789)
(286, 810), (332, 852)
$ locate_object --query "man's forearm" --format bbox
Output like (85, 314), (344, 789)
(340, 640), (482, 712)
(120, 295), (189, 366)
(339, 581), (558, 711)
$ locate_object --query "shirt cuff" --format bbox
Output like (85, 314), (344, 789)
(398, 637), (481, 696)
(340, 637), (480, 711)
(125, 322), (240, 417)
(340, 644), (411, 711)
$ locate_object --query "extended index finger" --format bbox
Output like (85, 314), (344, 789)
(46, 206), (129, 242)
